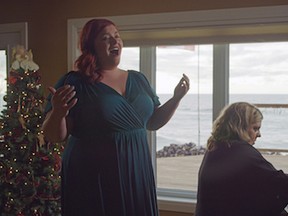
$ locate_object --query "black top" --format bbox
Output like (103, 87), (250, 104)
(196, 140), (288, 216)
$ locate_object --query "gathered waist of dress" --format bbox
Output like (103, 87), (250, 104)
(112, 128), (146, 135)
(69, 128), (147, 140)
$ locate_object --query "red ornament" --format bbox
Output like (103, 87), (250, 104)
(8, 76), (18, 84)
(41, 156), (49, 161)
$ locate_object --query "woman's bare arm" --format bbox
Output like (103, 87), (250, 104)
(147, 74), (190, 130)
(42, 85), (77, 142)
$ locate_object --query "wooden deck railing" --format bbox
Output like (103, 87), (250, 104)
(253, 104), (288, 154)
(254, 104), (288, 108)
(258, 148), (288, 154)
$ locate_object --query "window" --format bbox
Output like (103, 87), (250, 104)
(118, 42), (288, 211)
(68, 6), (288, 213)
(118, 47), (140, 71)
(0, 50), (7, 111)
(0, 22), (28, 112)
(230, 42), (288, 173)
(156, 45), (212, 192)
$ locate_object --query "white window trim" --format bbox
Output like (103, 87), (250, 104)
(67, 5), (288, 213)
(0, 22), (28, 67)
(0, 22), (28, 48)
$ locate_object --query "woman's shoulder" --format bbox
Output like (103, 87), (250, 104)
(128, 70), (149, 82)
(212, 140), (260, 157)
(229, 140), (260, 154)
(128, 69), (145, 76)
(230, 140), (268, 163)
(63, 71), (83, 84)
(54, 71), (84, 88)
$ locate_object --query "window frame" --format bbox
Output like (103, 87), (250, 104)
(0, 22), (28, 66)
(67, 6), (288, 213)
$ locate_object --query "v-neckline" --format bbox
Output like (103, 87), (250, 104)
(98, 70), (130, 97)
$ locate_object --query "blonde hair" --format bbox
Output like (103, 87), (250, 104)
(207, 102), (263, 150)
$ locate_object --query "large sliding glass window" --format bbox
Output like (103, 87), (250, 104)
(119, 41), (288, 196)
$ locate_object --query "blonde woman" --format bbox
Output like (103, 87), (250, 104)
(196, 102), (288, 216)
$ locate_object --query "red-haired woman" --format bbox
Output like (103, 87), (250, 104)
(42, 18), (189, 216)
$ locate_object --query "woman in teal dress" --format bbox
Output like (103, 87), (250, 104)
(42, 19), (189, 216)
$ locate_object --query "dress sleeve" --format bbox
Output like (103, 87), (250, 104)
(44, 71), (81, 116)
(133, 70), (161, 107)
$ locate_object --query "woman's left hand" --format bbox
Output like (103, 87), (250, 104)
(173, 74), (190, 100)
(146, 73), (190, 130)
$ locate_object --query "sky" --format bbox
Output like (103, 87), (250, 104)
(120, 42), (288, 94)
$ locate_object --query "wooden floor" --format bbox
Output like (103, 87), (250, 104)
(157, 154), (288, 191)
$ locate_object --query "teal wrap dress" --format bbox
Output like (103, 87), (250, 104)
(45, 70), (160, 216)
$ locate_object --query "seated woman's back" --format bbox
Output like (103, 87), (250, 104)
(196, 102), (288, 216)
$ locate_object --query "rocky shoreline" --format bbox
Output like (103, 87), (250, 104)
(156, 142), (206, 158)
(156, 142), (288, 158)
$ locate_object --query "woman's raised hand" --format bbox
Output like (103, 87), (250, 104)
(48, 85), (78, 118)
(173, 74), (190, 101)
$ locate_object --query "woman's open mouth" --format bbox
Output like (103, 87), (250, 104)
(110, 47), (119, 56)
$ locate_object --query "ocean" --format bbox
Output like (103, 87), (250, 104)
(157, 94), (288, 151)
(2, 93), (286, 151)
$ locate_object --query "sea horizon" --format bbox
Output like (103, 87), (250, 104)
(156, 93), (288, 151)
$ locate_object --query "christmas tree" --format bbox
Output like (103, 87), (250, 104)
(0, 45), (62, 215)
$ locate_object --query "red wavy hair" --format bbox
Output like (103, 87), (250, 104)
(74, 18), (116, 82)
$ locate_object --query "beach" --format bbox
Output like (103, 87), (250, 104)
(156, 154), (288, 191)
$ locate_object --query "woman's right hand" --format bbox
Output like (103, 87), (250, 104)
(48, 85), (78, 118)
